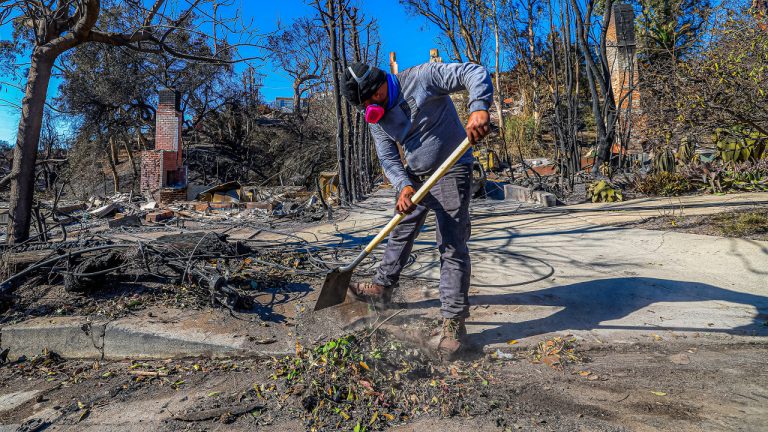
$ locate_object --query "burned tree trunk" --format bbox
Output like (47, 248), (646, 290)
(549, 0), (582, 189)
(110, 135), (120, 165)
(7, 50), (56, 243)
(338, 2), (356, 202)
(317, 0), (352, 205)
(490, 0), (509, 164)
(123, 139), (137, 178)
(104, 143), (120, 194)
(570, 0), (619, 175)
(292, 80), (303, 118)
(137, 130), (149, 151)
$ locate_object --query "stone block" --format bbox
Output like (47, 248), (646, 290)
(245, 202), (274, 210)
(533, 190), (557, 207)
(102, 320), (247, 360)
(503, 184), (557, 207)
(0, 390), (41, 413)
(108, 214), (141, 228)
(208, 202), (235, 210)
(504, 184), (529, 202)
(145, 210), (174, 223)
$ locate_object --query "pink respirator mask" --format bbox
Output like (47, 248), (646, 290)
(348, 66), (386, 124)
(364, 104), (385, 124)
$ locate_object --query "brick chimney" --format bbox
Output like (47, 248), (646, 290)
(606, 3), (639, 112)
(140, 88), (187, 199)
(606, 3), (644, 152)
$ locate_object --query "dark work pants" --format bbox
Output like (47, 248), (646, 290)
(372, 163), (472, 318)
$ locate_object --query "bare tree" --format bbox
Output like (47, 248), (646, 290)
(0, 0), (257, 243)
(340, 5), (380, 200)
(502, 0), (544, 126)
(400, 0), (489, 64)
(266, 17), (328, 119)
(311, 0), (381, 205)
(569, 0), (626, 174)
(312, 0), (351, 203)
(489, 0), (509, 162)
(547, 0), (581, 188)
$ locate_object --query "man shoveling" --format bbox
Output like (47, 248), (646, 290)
(339, 61), (493, 358)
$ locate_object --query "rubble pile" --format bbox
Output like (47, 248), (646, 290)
(266, 331), (500, 431)
(0, 229), (347, 321)
(1, 184), (331, 244)
(183, 183), (328, 222)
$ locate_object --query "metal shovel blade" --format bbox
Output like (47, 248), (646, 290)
(313, 267), (353, 311)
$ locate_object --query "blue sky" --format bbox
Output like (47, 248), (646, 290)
(254, 1), (443, 100)
(0, 1), (442, 144)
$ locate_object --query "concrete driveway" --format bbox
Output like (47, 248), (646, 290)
(310, 191), (768, 352)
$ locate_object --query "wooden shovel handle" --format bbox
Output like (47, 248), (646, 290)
(363, 138), (472, 254)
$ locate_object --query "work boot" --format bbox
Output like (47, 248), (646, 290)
(434, 317), (467, 360)
(348, 282), (393, 304)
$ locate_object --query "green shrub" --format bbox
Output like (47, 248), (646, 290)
(634, 172), (695, 197)
(505, 115), (544, 158)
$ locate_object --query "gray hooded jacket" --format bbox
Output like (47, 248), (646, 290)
(369, 62), (494, 192)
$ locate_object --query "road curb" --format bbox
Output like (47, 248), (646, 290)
(0, 315), (293, 361)
(0, 317), (105, 359)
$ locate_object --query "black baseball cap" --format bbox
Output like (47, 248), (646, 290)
(340, 63), (387, 106)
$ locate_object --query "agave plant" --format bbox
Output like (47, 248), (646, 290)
(675, 137), (696, 165)
(714, 126), (767, 163)
(654, 148), (676, 173)
(680, 160), (768, 193)
(588, 180), (624, 203)
(720, 160), (768, 192)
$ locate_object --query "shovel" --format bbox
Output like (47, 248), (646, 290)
(314, 137), (473, 311)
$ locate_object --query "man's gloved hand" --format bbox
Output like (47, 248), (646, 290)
(465, 110), (491, 144)
(396, 185), (417, 214)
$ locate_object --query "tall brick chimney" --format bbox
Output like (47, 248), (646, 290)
(606, 3), (644, 152)
(140, 88), (187, 200)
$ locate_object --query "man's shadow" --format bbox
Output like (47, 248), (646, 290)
(405, 277), (768, 349)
